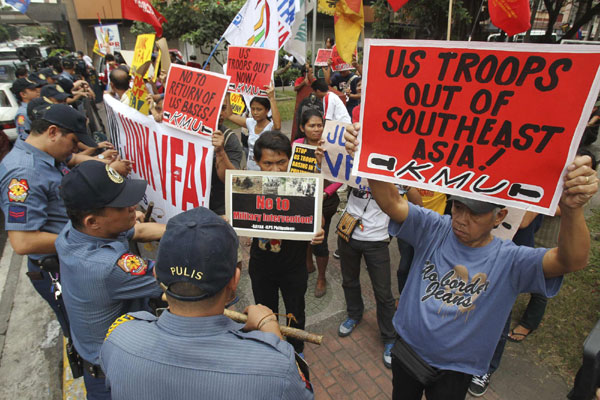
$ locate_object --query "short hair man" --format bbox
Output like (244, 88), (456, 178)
(311, 78), (350, 124)
(344, 128), (598, 399)
(0, 105), (97, 337)
(249, 131), (324, 356)
(109, 68), (131, 105)
(100, 207), (315, 400)
(56, 160), (165, 399)
(11, 77), (41, 140)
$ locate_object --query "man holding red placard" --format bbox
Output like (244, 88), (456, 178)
(344, 126), (598, 400)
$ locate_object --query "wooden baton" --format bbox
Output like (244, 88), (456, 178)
(224, 309), (323, 345)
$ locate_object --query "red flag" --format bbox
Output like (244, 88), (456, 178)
(121, 0), (167, 37)
(386, 0), (410, 12)
(488, 0), (531, 36)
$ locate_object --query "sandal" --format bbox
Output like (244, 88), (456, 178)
(507, 327), (531, 343)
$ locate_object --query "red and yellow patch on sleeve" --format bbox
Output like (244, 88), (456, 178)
(117, 253), (148, 276)
(8, 178), (29, 202)
(16, 114), (25, 126)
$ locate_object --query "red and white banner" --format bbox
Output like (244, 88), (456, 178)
(121, 0), (167, 37)
(105, 95), (213, 223)
(226, 46), (276, 97)
(314, 48), (333, 67)
(355, 39), (600, 215)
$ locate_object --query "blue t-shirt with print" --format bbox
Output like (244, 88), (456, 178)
(389, 203), (562, 375)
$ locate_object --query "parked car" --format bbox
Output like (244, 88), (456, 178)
(0, 82), (20, 142)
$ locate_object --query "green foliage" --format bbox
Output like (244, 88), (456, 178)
(49, 48), (70, 57)
(19, 25), (47, 38)
(6, 25), (18, 41)
(372, 0), (471, 40)
(130, 0), (244, 65)
(0, 26), (9, 43)
(278, 67), (301, 87)
(39, 31), (68, 48)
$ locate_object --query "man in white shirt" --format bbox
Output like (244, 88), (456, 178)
(311, 79), (351, 123)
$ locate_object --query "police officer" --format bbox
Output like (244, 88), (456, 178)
(100, 207), (315, 400)
(40, 84), (70, 104)
(11, 77), (41, 140)
(0, 104), (97, 336)
(56, 160), (165, 399)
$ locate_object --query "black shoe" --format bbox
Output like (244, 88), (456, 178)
(468, 373), (490, 397)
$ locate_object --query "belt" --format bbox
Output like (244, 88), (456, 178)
(28, 255), (60, 274)
(83, 359), (105, 379)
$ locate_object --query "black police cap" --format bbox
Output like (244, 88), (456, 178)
(42, 104), (97, 147)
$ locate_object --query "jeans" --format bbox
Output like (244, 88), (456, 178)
(83, 368), (111, 400)
(392, 355), (472, 400)
(338, 237), (396, 343)
(249, 261), (307, 353)
(27, 259), (70, 336)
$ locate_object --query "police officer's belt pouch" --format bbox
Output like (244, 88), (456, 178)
(336, 212), (359, 242)
(392, 336), (440, 386)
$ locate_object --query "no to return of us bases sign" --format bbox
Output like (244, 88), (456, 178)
(354, 39), (600, 215)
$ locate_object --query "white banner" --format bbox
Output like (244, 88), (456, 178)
(283, 0), (308, 64)
(104, 95), (213, 223)
(223, 0), (279, 50)
(94, 24), (121, 55)
(321, 120), (368, 190)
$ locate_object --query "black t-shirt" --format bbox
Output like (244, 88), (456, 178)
(250, 238), (308, 274)
(209, 125), (244, 215)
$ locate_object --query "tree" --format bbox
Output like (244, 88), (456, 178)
(0, 26), (9, 43)
(39, 31), (68, 48)
(6, 25), (19, 40)
(131, 0), (244, 66)
(372, 0), (472, 40)
(562, 0), (600, 40)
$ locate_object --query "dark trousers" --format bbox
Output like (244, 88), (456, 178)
(27, 259), (70, 336)
(338, 237), (396, 343)
(249, 262), (307, 353)
(392, 355), (472, 400)
(83, 369), (111, 400)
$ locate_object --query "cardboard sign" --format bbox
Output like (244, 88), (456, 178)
(128, 73), (149, 115)
(321, 121), (368, 189)
(104, 95), (213, 223)
(230, 93), (246, 115)
(288, 143), (318, 173)
(162, 64), (230, 137)
(226, 46), (277, 97)
(225, 170), (323, 240)
(156, 37), (171, 76)
(94, 24), (121, 55)
(355, 39), (600, 215)
(314, 48), (333, 67)
(131, 33), (155, 76)
(331, 45), (354, 72)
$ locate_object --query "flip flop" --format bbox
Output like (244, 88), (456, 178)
(507, 328), (530, 343)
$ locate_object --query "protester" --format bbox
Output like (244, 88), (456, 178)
(344, 125), (598, 400)
(249, 131), (324, 356)
(296, 109), (341, 297)
(224, 85), (281, 171)
(146, 94), (164, 123)
(311, 78), (351, 123)
(186, 55), (202, 69)
(291, 64), (316, 140)
(56, 160), (164, 399)
(324, 59), (360, 116)
(108, 68), (131, 105)
(100, 207), (314, 400)
(11, 78), (41, 140)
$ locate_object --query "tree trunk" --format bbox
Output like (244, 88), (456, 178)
(564, 2), (600, 39)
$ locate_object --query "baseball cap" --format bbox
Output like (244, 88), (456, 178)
(11, 78), (38, 95)
(450, 195), (504, 215)
(41, 84), (70, 101)
(60, 160), (147, 210)
(156, 207), (239, 302)
(42, 104), (97, 147)
(62, 58), (75, 69)
(27, 97), (53, 121)
(39, 67), (60, 80)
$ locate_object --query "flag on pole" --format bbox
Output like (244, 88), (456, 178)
(334, 0), (364, 64)
(488, 0), (531, 36)
(224, 0), (279, 50)
(317, 0), (335, 15)
(386, 0), (410, 12)
(5, 0), (30, 14)
(284, 0), (310, 64)
(121, 0), (167, 37)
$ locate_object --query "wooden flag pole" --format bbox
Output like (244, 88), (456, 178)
(447, 0), (454, 40)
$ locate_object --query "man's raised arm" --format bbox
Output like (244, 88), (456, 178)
(344, 124), (410, 224)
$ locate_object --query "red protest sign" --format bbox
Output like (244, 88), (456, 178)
(226, 46), (276, 97)
(315, 49), (333, 67)
(331, 45), (355, 71)
(162, 64), (230, 137)
(355, 40), (600, 215)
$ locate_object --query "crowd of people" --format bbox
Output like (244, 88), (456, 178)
(0, 40), (599, 400)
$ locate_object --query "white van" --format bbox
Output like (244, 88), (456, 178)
(487, 30), (559, 43)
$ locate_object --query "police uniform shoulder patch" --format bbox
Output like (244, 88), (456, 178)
(117, 253), (148, 275)
(7, 205), (26, 223)
(16, 114), (25, 127)
(8, 178), (29, 202)
(105, 314), (135, 340)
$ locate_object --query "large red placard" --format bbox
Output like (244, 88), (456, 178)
(226, 46), (276, 97)
(354, 40), (600, 215)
